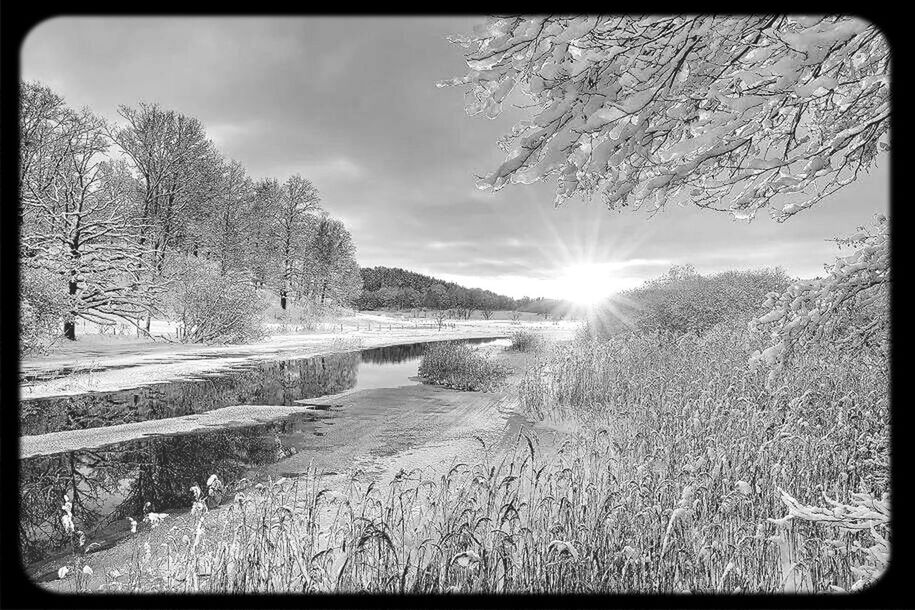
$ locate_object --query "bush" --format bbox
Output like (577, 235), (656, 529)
(170, 260), (268, 344)
(584, 265), (792, 340)
(418, 341), (510, 391)
(507, 329), (542, 352)
(20, 266), (67, 356)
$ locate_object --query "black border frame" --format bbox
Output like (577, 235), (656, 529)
(1, 5), (907, 609)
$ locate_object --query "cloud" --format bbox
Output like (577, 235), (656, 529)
(207, 121), (262, 147)
(265, 157), (364, 183)
(21, 16), (889, 301)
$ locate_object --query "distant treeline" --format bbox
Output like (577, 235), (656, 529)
(356, 266), (567, 319)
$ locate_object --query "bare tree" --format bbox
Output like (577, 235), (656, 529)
(276, 175), (321, 309)
(198, 157), (256, 276)
(111, 103), (216, 329)
(19, 86), (154, 340)
(300, 214), (362, 308)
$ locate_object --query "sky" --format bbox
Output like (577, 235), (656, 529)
(20, 16), (890, 300)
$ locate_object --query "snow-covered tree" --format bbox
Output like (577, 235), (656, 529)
(112, 104), (216, 268)
(444, 16), (891, 364)
(276, 175), (322, 309)
(19, 83), (154, 340)
(299, 215), (361, 308)
(442, 16), (888, 220)
(750, 214), (889, 367)
(196, 157), (256, 276)
(111, 103), (219, 330)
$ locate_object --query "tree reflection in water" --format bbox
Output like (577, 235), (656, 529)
(19, 338), (504, 567)
(20, 352), (361, 436)
(19, 412), (323, 565)
(19, 351), (362, 566)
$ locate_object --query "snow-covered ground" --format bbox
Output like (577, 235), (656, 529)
(20, 312), (578, 399)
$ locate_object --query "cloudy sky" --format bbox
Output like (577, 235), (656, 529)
(21, 16), (889, 299)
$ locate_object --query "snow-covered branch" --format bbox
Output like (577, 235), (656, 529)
(442, 16), (889, 220)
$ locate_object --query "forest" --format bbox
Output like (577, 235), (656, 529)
(357, 266), (516, 317)
(19, 81), (362, 351)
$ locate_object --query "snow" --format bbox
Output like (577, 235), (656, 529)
(20, 315), (576, 399)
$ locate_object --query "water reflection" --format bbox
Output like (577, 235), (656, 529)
(19, 412), (326, 567)
(20, 353), (362, 437)
(19, 337), (505, 569)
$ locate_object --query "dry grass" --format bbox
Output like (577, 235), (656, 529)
(507, 330), (543, 353)
(418, 341), (510, 392)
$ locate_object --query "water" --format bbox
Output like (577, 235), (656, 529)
(18, 337), (507, 568)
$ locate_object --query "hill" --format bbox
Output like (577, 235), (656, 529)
(356, 266), (516, 317)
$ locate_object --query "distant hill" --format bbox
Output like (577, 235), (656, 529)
(356, 266), (516, 316)
(356, 266), (583, 319)
(516, 297), (582, 319)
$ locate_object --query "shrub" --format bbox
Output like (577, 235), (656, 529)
(418, 341), (509, 391)
(584, 266), (792, 340)
(20, 266), (67, 356)
(170, 260), (268, 344)
(507, 329), (542, 353)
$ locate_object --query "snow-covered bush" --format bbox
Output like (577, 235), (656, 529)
(170, 258), (268, 344)
(585, 266), (792, 340)
(750, 215), (889, 369)
(508, 329), (543, 352)
(19, 266), (67, 355)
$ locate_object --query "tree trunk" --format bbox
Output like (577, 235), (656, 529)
(63, 279), (78, 340)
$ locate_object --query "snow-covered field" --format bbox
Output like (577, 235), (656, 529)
(20, 312), (577, 399)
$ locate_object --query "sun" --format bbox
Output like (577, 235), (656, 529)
(558, 263), (619, 306)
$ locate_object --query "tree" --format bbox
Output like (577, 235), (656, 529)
(19, 84), (154, 340)
(750, 215), (888, 368)
(276, 175), (322, 309)
(478, 293), (498, 319)
(423, 283), (449, 309)
(442, 16), (888, 220)
(112, 103), (216, 268)
(111, 102), (217, 329)
(193, 157), (255, 276)
(377, 286), (399, 309)
(300, 215), (361, 308)
(250, 178), (284, 290)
